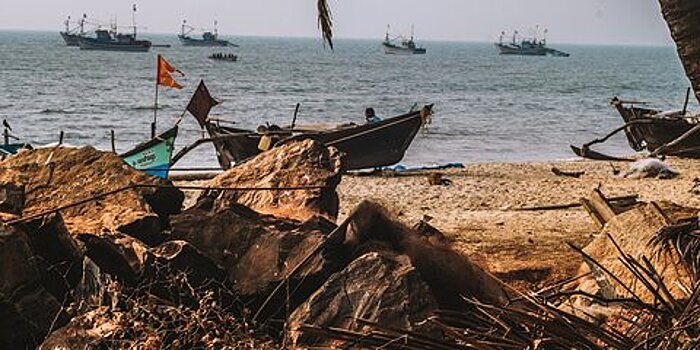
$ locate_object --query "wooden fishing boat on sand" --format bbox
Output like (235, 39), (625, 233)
(572, 0), (700, 161)
(571, 93), (700, 160)
(121, 126), (178, 178)
(204, 105), (433, 170)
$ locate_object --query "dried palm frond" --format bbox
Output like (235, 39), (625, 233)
(317, 0), (333, 49)
(650, 220), (700, 281)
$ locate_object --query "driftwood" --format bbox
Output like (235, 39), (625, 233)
(580, 188), (617, 229)
(551, 167), (585, 178)
(514, 194), (638, 211)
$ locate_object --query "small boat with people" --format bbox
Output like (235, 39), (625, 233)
(208, 52), (238, 62)
(495, 28), (569, 57)
(78, 5), (151, 52)
(382, 25), (426, 55)
(178, 20), (238, 47)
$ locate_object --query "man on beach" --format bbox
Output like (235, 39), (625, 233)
(365, 108), (382, 123)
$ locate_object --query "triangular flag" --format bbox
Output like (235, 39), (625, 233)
(157, 54), (183, 89)
(186, 80), (219, 127)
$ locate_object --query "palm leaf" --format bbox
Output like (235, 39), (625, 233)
(317, 0), (334, 49)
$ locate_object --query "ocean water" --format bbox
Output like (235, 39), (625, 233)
(0, 30), (694, 168)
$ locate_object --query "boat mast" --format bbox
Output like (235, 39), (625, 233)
(543, 28), (548, 45)
(411, 24), (415, 41)
(132, 3), (137, 37)
(181, 19), (186, 36)
(80, 14), (86, 35)
(385, 24), (390, 42)
(214, 20), (218, 39)
(65, 16), (70, 32)
(499, 31), (504, 44)
(512, 30), (518, 45)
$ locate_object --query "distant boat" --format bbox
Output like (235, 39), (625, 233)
(208, 52), (238, 62)
(495, 29), (569, 57)
(121, 126), (178, 179)
(78, 29), (152, 52)
(382, 25), (426, 55)
(178, 20), (238, 47)
(59, 14), (87, 46)
(78, 5), (151, 52)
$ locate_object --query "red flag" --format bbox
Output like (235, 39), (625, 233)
(157, 54), (183, 89)
(186, 80), (219, 127)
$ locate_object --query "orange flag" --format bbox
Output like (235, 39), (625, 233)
(157, 54), (183, 89)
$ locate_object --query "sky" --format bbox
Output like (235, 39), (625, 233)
(0, 0), (674, 46)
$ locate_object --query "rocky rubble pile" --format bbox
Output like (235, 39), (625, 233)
(0, 142), (511, 349)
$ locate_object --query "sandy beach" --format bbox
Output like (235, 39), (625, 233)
(338, 157), (700, 290)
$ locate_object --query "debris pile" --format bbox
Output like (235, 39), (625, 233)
(3, 141), (506, 349)
(6, 141), (700, 349)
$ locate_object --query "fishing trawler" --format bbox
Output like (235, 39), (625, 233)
(77, 5), (151, 52)
(59, 14), (87, 46)
(495, 29), (569, 57)
(382, 25), (426, 55)
(178, 20), (237, 47)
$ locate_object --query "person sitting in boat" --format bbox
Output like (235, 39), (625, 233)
(365, 108), (382, 123)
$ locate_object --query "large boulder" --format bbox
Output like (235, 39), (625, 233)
(170, 201), (339, 319)
(0, 224), (68, 349)
(203, 139), (343, 221)
(17, 214), (84, 304)
(575, 201), (698, 303)
(0, 146), (183, 243)
(289, 250), (439, 348)
(341, 201), (510, 310)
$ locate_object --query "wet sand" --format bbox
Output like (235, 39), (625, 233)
(337, 158), (700, 290)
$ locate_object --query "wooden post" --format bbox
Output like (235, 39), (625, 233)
(291, 103), (300, 129)
(58, 130), (64, 145)
(3, 128), (8, 145)
(152, 84), (159, 139)
(153, 54), (160, 139)
(111, 130), (116, 153)
(682, 87), (691, 116)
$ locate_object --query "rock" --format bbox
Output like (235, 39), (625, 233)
(575, 201), (698, 302)
(203, 139), (342, 221)
(0, 224), (68, 349)
(17, 214), (84, 303)
(78, 232), (151, 285)
(0, 146), (183, 243)
(289, 250), (439, 348)
(170, 202), (339, 320)
(151, 240), (226, 285)
(38, 307), (119, 350)
(342, 201), (510, 310)
(0, 182), (24, 215)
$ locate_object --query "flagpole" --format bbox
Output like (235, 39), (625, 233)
(153, 59), (159, 139)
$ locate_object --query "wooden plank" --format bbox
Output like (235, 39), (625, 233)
(580, 188), (617, 229)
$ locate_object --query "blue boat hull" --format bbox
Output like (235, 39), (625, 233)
(121, 127), (178, 178)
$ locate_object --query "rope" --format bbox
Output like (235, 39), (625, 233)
(5, 183), (329, 225)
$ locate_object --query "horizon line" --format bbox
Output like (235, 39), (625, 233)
(0, 28), (675, 48)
